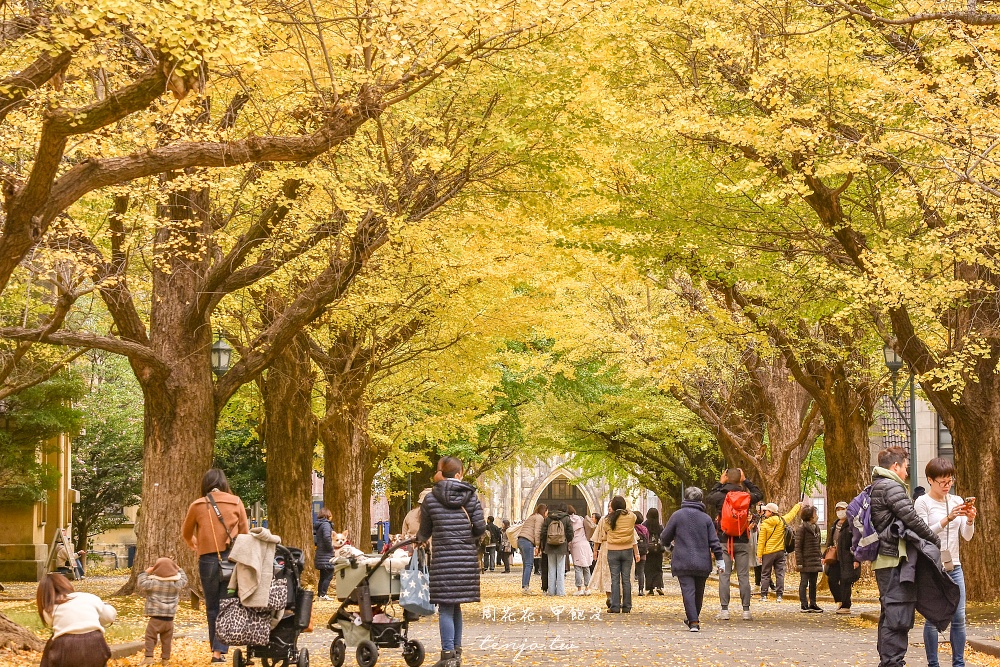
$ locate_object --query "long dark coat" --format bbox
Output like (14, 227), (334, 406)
(827, 518), (861, 583)
(416, 478), (487, 604)
(313, 518), (333, 569)
(643, 520), (665, 591)
(795, 522), (823, 573)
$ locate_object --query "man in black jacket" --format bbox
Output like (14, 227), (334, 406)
(870, 446), (940, 667)
(705, 468), (764, 621)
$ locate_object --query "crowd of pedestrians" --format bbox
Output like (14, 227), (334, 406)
(31, 448), (978, 667)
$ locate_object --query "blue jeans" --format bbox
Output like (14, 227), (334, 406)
(924, 565), (966, 667)
(518, 538), (534, 588)
(438, 603), (463, 652)
(547, 553), (566, 596)
(199, 553), (230, 654)
(317, 567), (334, 597)
(607, 549), (633, 612)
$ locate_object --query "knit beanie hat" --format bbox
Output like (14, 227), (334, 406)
(150, 557), (179, 578)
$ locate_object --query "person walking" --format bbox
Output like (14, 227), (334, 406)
(634, 512), (649, 595)
(568, 505), (594, 594)
(756, 500), (800, 603)
(498, 519), (513, 573)
(602, 496), (638, 613)
(826, 500), (859, 614)
(485, 516), (502, 572)
(36, 573), (116, 667)
(416, 456), (487, 667)
(915, 457), (976, 667)
(643, 508), (665, 595)
(518, 504), (546, 594)
(540, 503), (574, 596)
(870, 446), (941, 667)
(136, 557), (187, 665)
(181, 468), (249, 663)
(313, 508), (335, 600)
(706, 467), (764, 620)
(661, 487), (725, 632)
(795, 505), (823, 613)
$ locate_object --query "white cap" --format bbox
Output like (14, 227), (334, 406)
(763, 503), (780, 514)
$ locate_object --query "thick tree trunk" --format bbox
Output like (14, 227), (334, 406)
(936, 389), (1000, 601)
(263, 333), (317, 585)
(820, 384), (874, 507)
(318, 386), (373, 552)
(126, 338), (216, 593)
(121, 184), (216, 595)
(0, 612), (43, 652)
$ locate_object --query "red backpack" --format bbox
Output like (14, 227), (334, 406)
(718, 490), (751, 557)
(719, 490), (751, 538)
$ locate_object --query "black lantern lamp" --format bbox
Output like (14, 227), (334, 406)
(211, 332), (233, 377)
(883, 343), (903, 377)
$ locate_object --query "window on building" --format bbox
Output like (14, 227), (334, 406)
(937, 415), (953, 463)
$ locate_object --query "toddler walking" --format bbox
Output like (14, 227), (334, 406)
(137, 557), (188, 665)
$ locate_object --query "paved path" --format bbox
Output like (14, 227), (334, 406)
(194, 571), (981, 666)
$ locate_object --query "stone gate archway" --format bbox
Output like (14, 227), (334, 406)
(523, 468), (600, 518)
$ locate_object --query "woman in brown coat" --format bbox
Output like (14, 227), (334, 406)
(181, 469), (249, 662)
(795, 505), (823, 613)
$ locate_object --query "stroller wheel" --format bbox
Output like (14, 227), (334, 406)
(297, 647), (309, 667)
(357, 639), (379, 667)
(233, 649), (245, 667)
(403, 639), (425, 667)
(330, 638), (347, 667)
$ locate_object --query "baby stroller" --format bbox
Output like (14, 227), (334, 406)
(232, 544), (314, 667)
(328, 539), (425, 667)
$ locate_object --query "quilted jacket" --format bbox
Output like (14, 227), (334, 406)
(869, 468), (939, 558)
(416, 478), (487, 604)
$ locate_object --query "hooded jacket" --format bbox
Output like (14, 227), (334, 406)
(416, 478), (487, 604)
(869, 466), (938, 563)
(795, 522), (823, 573)
(660, 500), (724, 577)
(313, 517), (333, 569)
(137, 569), (188, 617)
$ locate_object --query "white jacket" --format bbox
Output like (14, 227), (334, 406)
(229, 526), (281, 608)
(43, 592), (116, 638)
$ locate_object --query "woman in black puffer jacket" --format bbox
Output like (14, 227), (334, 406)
(417, 456), (486, 667)
(314, 508), (334, 600)
(795, 505), (823, 612)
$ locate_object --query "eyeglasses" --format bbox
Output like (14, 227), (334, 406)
(930, 477), (955, 486)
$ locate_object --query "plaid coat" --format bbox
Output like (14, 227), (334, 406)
(136, 570), (188, 617)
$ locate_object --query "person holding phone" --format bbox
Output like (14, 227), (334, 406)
(914, 457), (976, 667)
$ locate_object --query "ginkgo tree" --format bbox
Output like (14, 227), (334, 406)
(593, 0), (1000, 597)
(0, 0), (595, 585)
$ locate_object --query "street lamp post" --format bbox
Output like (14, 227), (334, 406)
(883, 343), (918, 488)
(211, 332), (234, 377)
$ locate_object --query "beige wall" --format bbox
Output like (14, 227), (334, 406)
(0, 434), (76, 581)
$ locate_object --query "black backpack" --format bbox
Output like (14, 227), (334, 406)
(637, 529), (649, 556)
(647, 532), (665, 555)
(780, 517), (795, 553)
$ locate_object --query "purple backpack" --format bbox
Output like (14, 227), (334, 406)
(846, 484), (880, 562)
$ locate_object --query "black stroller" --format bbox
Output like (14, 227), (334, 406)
(232, 544), (314, 667)
(328, 539), (425, 667)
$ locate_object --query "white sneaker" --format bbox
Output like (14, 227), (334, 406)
(775, 595), (783, 603)
(742, 610), (752, 621)
(717, 609), (730, 620)
(573, 590), (586, 596)
(522, 587), (535, 595)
